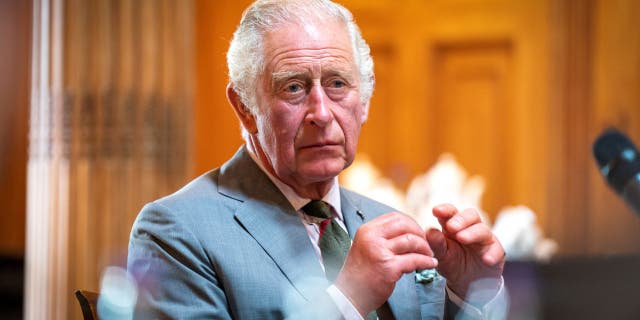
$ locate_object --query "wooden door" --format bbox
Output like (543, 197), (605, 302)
(348, 0), (551, 233)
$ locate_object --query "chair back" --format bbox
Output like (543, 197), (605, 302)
(74, 289), (99, 320)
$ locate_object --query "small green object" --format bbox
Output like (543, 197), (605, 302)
(415, 269), (439, 284)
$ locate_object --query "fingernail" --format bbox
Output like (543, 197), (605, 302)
(432, 257), (438, 266)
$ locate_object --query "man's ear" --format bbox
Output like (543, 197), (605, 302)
(227, 84), (258, 134)
(360, 75), (374, 124)
(360, 100), (370, 124)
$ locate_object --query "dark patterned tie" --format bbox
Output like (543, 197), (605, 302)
(302, 201), (380, 320)
(302, 200), (351, 282)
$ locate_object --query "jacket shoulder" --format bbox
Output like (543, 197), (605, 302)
(340, 187), (398, 214)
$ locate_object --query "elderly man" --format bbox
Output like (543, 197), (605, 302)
(127, 0), (506, 319)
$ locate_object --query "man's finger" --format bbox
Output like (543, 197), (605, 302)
(432, 204), (458, 219)
(432, 204), (458, 236)
(372, 212), (426, 239)
(387, 233), (433, 256)
(481, 242), (506, 266)
(393, 254), (439, 275)
(425, 228), (448, 260)
(455, 223), (493, 245)
(445, 208), (482, 233)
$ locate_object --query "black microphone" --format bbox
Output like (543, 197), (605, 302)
(593, 128), (640, 214)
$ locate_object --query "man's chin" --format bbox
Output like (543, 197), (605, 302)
(298, 161), (346, 182)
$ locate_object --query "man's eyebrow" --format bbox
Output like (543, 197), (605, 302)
(271, 70), (310, 84)
(270, 67), (356, 87)
(322, 69), (356, 82)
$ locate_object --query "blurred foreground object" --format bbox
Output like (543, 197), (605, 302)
(406, 153), (488, 230)
(408, 154), (557, 261)
(493, 206), (558, 262)
(97, 267), (138, 320)
(341, 154), (406, 211)
(344, 153), (557, 262)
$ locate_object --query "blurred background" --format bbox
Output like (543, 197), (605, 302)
(1, 0), (640, 319)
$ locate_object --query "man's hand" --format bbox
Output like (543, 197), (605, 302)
(334, 212), (438, 316)
(427, 204), (505, 304)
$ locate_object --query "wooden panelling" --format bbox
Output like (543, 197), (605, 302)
(348, 0), (551, 224)
(429, 42), (514, 218)
(357, 44), (399, 181)
(25, 1), (194, 319)
(193, 0), (250, 177)
(588, 0), (640, 253)
(546, 0), (593, 255)
(0, 0), (30, 256)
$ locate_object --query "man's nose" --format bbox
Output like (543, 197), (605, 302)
(306, 85), (334, 127)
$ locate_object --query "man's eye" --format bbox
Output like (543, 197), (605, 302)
(330, 80), (345, 88)
(286, 83), (303, 92)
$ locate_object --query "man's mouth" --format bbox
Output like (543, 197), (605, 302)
(300, 141), (341, 149)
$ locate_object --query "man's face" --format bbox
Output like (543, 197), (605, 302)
(250, 19), (368, 191)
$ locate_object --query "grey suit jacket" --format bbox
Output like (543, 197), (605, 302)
(128, 147), (449, 319)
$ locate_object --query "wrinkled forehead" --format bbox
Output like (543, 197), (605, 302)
(263, 19), (353, 61)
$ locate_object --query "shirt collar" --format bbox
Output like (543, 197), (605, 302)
(246, 145), (343, 220)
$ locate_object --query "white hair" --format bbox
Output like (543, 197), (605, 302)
(226, 0), (375, 139)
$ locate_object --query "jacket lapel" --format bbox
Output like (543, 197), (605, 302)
(218, 148), (422, 318)
(218, 147), (328, 301)
(339, 189), (366, 238)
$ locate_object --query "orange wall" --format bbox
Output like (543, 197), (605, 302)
(0, 0), (30, 256)
(193, 0), (251, 177)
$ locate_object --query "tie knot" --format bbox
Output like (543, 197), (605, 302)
(302, 200), (332, 219)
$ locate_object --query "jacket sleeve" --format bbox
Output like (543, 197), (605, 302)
(127, 202), (233, 319)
